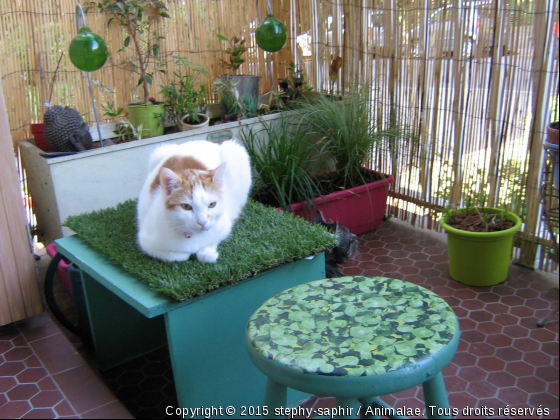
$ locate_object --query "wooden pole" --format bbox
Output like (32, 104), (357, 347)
(0, 67), (43, 326)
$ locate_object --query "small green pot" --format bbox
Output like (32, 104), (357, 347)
(126, 102), (165, 138)
(440, 208), (522, 286)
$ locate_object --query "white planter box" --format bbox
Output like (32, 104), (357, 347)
(19, 113), (281, 244)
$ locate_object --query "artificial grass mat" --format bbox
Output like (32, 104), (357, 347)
(64, 200), (337, 302)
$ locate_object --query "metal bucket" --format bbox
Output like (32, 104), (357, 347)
(220, 75), (260, 116)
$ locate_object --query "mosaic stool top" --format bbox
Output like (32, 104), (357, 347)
(247, 276), (458, 377)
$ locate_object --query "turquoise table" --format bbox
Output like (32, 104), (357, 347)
(55, 235), (326, 418)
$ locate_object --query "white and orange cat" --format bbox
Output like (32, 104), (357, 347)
(137, 140), (251, 263)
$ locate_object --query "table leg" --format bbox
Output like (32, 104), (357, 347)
(81, 270), (167, 370)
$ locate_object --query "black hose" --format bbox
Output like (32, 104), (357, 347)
(44, 252), (81, 336)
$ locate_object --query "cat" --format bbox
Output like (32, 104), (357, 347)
(313, 210), (359, 278)
(137, 139), (252, 263)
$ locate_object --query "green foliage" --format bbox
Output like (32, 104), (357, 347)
(278, 61), (312, 101)
(64, 200), (337, 302)
(102, 102), (142, 142)
(437, 156), (526, 221)
(217, 34), (247, 74)
(160, 56), (208, 126)
(91, 0), (169, 103)
(213, 75), (259, 119)
(292, 86), (407, 190)
(240, 116), (324, 212)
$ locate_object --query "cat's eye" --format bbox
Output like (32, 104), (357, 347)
(181, 203), (193, 211)
(208, 202), (217, 209)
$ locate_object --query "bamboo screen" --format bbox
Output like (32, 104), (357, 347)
(0, 0), (558, 270)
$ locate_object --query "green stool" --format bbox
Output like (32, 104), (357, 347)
(246, 276), (460, 419)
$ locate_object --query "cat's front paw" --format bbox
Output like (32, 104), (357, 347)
(196, 247), (219, 264)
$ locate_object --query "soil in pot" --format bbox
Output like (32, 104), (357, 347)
(444, 210), (515, 232)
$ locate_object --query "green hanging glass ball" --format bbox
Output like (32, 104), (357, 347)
(69, 28), (108, 72)
(256, 14), (288, 53)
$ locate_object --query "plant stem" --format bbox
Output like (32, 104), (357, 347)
(127, 21), (149, 103)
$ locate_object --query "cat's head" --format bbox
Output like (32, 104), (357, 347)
(157, 161), (226, 233)
(313, 210), (359, 264)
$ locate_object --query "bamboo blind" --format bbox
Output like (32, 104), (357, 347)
(0, 0), (558, 270)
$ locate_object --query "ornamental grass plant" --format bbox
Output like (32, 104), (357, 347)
(292, 85), (406, 190)
(240, 115), (325, 212)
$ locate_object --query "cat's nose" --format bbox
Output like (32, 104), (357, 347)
(198, 220), (207, 228)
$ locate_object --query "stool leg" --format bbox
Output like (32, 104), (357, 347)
(423, 372), (452, 419)
(334, 397), (362, 419)
(358, 397), (381, 419)
(264, 379), (287, 419)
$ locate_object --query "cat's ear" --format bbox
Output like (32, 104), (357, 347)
(159, 167), (182, 195)
(210, 163), (227, 187)
(314, 210), (328, 225)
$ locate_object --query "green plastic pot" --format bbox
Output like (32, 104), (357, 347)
(440, 208), (522, 286)
(126, 102), (165, 138)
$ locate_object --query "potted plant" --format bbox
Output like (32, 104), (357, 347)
(440, 205), (522, 286)
(240, 115), (324, 212)
(215, 34), (260, 120)
(160, 57), (209, 131)
(94, 0), (169, 138)
(278, 61), (313, 103)
(285, 85), (407, 234)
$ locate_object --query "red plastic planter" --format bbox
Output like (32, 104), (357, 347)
(289, 169), (394, 235)
(46, 243), (72, 296)
(31, 123), (54, 152)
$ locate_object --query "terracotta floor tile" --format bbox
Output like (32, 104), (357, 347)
(80, 401), (134, 419)
(16, 367), (49, 384)
(30, 390), (65, 409)
(0, 376), (17, 393)
(53, 365), (118, 414)
(3, 347), (33, 362)
(517, 376), (548, 394)
(507, 360), (536, 377)
(20, 408), (57, 419)
(30, 333), (85, 375)
(0, 400), (32, 418)
(54, 400), (77, 417)
(18, 314), (62, 344)
(466, 381), (498, 398)
(0, 361), (26, 376)
(487, 371), (517, 388)
(6, 383), (40, 401)
(498, 386), (530, 405)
